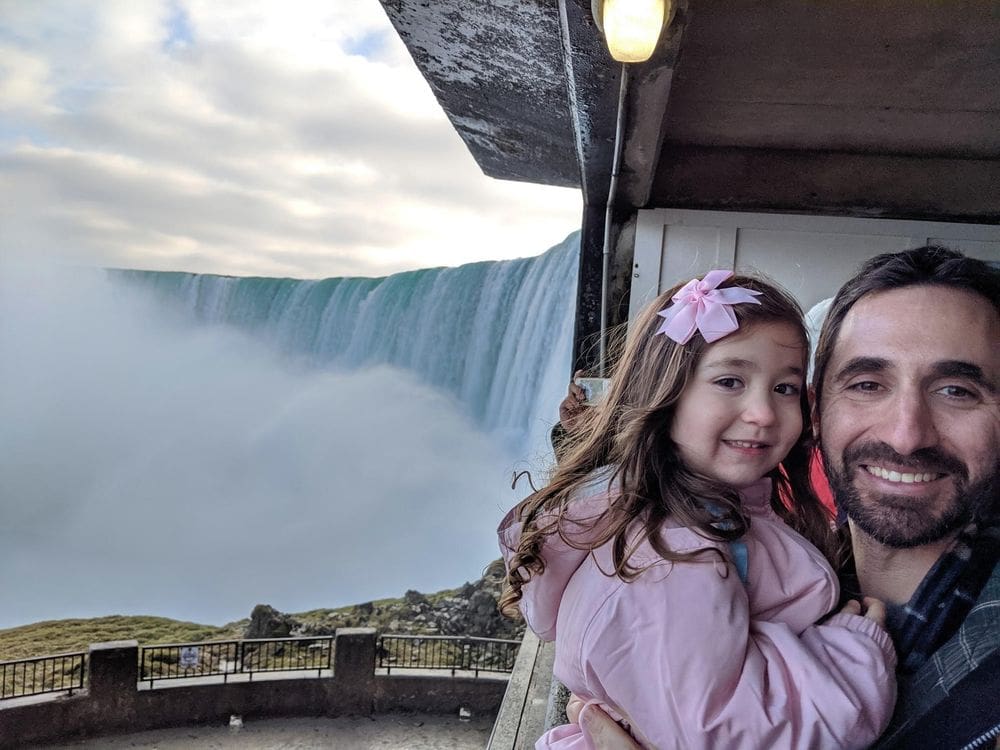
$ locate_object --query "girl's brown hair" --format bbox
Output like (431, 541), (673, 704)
(500, 274), (839, 616)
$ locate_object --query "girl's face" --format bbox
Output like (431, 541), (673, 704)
(670, 321), (806, 489)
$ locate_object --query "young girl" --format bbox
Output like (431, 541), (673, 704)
(498, 272), (896, 750)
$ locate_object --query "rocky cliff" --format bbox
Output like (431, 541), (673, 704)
(244, 560), (524, 641)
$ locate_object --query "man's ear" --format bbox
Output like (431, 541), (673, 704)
(808, 386), (820, 437)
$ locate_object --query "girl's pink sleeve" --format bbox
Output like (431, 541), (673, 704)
(579, 563), (896, 750)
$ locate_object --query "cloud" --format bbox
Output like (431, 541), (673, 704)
(0, 1), (580, 277)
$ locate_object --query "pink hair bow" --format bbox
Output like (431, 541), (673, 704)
(655, 270), (762, 344)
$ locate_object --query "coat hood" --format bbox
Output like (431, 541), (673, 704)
(498, 469), (618, 641)
(498, 474), (775, 642)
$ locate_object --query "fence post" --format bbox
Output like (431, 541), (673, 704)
(333, 628), (377, 713)
(88, 641), (139, 729)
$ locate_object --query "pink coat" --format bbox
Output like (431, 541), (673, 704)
(498, 475), (897, 750)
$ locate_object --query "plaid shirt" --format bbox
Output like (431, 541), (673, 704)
(875, 558), (1000, 748)
(889, 524), (1000, 673)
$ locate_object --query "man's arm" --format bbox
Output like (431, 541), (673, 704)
(552, 370), (586, 459)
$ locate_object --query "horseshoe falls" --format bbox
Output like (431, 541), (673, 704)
(0, 233), (578, 629)
(116, 232), (578, 456)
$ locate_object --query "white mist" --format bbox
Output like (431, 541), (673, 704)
(0, 259), (557, 629)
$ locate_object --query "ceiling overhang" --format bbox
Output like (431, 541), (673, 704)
(379, 0), (1000, 222)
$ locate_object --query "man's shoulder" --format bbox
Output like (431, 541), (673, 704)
(940, 558), (1000, 677)
(879, 560), (1000, 748)
(916, 558), (999, 688)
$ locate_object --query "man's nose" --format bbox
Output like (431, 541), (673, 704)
(877, 389), (939, 456)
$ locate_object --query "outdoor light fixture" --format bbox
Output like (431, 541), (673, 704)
(593, 0), (670, 63)
(590, 0), (674, 375)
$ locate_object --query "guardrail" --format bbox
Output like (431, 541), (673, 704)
(0, 631), (513, 749)
(139, 636), (334, 687)
(487, 630), (560, 750)
(0, 632), (518, 699)
(377, 634), (520, 676)
(0, 652), (87, 700)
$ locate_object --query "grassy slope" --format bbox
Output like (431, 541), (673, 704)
(0, 588), (469, 662)
(0, 616), (242, 661)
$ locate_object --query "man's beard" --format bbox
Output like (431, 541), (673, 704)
(823, 441), (998, 549)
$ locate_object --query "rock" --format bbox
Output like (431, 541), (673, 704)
(404, 589), (429, 606)
(272, 560), (524, 641)
(245, 604), (300, 639)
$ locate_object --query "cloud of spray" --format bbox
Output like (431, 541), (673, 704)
(0, 261), (524, 628)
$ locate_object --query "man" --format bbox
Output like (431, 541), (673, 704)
(566, 246), (999, 748)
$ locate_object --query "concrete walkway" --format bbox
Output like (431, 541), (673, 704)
(40, 713), (494, 749)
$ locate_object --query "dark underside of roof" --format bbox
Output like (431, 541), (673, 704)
(380, 0), (1000, 222)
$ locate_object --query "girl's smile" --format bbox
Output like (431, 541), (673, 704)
(723, 439), (772, 452)
(670, 321), (806, 488)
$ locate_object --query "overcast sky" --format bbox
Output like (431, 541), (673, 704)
(0, 0), (581, 279)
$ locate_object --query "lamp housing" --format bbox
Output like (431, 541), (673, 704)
(592, 0), (671, 63)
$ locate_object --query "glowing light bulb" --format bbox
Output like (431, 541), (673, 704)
(600, 0), (668, 63)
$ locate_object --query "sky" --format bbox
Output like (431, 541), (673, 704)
(0, 0), (582, 279)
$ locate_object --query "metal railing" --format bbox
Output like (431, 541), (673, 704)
(139, 636), (334, 687)
(0, 652), (86, 700)
(377, 635), (520, 676)
(2, 632), (517, 696)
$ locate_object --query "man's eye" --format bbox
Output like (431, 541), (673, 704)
(937, 385), (975, 400)
(774, 383), (801, 396)
(847, 381), (882, 393)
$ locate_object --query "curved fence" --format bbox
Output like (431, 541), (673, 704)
(0, 652), (86, 700)
(377, 635), (519, 676)
(0, 629), (520, 749)
(139, 636), (335, 687)
(0, 632), (520, 702)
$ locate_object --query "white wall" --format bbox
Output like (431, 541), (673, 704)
(629, 210), (1000, 320)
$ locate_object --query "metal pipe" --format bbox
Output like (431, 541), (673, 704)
(600, 63), (629, 377)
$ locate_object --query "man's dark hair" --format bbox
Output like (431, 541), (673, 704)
(811, 245), (1000, 410)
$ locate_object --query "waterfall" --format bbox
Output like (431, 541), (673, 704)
(0, 234), (580, 627)
(115, 232), (580, 458)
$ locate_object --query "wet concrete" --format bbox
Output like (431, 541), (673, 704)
(39, 713), (494, 749)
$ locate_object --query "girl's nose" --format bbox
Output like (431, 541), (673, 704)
(742, 393), (777, 427)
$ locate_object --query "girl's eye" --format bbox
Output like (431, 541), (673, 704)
(774, 383), (801, 396)
(714, 377), (742, 389)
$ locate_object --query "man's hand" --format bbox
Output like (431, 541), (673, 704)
(559, 370), (588, 432)
(565, 694), (640, 749)
(840, 596), (888, 628)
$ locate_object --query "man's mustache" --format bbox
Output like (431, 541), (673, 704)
(842, 442), (968, 480)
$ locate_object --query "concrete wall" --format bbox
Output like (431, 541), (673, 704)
(0, 629), (508, 749)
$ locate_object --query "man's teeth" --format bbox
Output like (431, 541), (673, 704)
(728, 440), (765, 449)
(864, 466), (939, 483)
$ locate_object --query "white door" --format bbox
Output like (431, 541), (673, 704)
(629, 209), (1000, 321)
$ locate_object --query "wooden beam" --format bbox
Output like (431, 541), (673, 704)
(651, 145), (1000, 222)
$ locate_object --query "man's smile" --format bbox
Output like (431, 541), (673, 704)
(861, 465), (944, 484)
